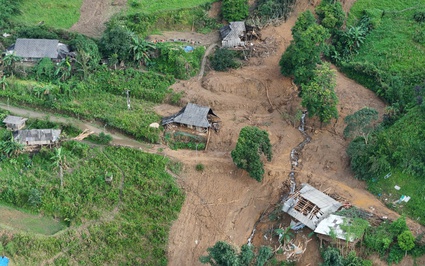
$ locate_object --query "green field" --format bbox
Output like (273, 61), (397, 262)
(128, 0), (214, 14)
(348, 0), (425, 87)
(0, 204), (66, 235)
(12, 0), (82, 29)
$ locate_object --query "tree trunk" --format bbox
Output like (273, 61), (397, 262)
(59, 165), (63, 189)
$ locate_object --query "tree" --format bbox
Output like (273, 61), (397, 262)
(231, 126), (272, 182)
(2, 53), (21, 76)
(315, 0), (345, 30)
(301, 63), (338, 126)
(344, 107), (378, 144)
(130, 35), (155, 66)
(280, 11), (330, 85)
(397, 230), (415, 256)
(321, 247), (343, 266)
(239, 244), (254, 266)
(199, 241), (239, 266)
(51, 147), (65, 189)
(221, 0), (249, 21)
(99, 22), (132, 62)
(55, 57), (72, 82)
(254, 246), (273, 266)
(210, 48), (240, 71)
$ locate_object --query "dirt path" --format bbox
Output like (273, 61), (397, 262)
(69, 0), (127, 38)
(198, 43), (218, 80)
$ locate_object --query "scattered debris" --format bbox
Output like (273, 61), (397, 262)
(394, 185), (401, 190)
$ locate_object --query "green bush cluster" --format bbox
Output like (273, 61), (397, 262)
(210, 48), (240, 71)
(251, 0), (296, 23)
(221, 0), (249, 22)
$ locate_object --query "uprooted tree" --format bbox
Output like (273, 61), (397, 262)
(231, 126), (272, 182)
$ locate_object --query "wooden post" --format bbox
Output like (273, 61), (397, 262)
(205, 129), (211, 151)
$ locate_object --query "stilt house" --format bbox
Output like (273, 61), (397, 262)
(13, 129), (61, 146)
(2, 115), (27, 131)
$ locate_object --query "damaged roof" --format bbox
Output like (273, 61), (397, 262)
(282, 183), (342, 230)
(162, 103), (218, 128)
(314, 214), (356, 242)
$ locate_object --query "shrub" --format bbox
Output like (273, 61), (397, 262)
(316, 0), (345, 30)
(210, 48), (240, 71)
(414, 11), (425, 23)
(195, 163), (204, 172)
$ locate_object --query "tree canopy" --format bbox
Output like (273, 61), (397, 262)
(221, 0), (249, 21)
(344, 107), (379, 144)
(231, 126), (272, 182)
(280, 11), (330, 85)
(301, 63), (339, 125)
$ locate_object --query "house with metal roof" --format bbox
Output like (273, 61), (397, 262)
(2, 115), (28, 131)
(220, 21), (246, 48)
(162, 103), (219, 132)
(282, 183), (342, 230)
(6, 38), (69, 61)
(13, 129), (61, 146)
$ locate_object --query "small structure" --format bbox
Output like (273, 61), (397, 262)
(220, 21), (246, 48)
(6, 38), (69, 61)
(2, 115), (27, 131)
(162, 103), (219, 133)
(314, 214), (361, 248)
(282, 183), (342, 230)
(13, 129), (61, 146)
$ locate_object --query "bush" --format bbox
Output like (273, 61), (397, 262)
(196, 163), (204, 172)
(210, 48), (240, 71)
(414, 11), (425, 23)
(251, 0), (296, 23)
(222, 0), (249, 21)
(316, 0), (345, 30)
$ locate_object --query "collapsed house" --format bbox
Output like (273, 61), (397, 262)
(6, 38), (70, 62)
(282, 183), (342, 230)
(220, 21), (246, 48)
(2, 115), (27, 131)
(13, 129), (61, 146)
(314, 214), (362, 248)
(161, 103), (219, 133)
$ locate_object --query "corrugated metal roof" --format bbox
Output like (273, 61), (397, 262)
(314, 214), (355, 242)
(13, 129), (61, 144)
(14, 39), (59, 59)
(282, 183), (342, 230)
(2, 115), (27, 124)
(162, 103), (217, 128)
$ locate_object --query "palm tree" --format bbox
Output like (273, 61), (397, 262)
(130, 36), (156, 67)
(51, 147), (65, 189)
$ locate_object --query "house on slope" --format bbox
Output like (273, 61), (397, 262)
(6, 38), (70, 62)
(220, 21), (246, 48)
(162, 103), (219, 133)
(13, 129), (61, 146)
(282, 183), (342, 230)
(2, 115), (27, 131)
(314, 214), (365, 248)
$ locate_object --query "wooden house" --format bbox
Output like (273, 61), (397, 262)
(220, 22), (246, 48)
(162, 103), (219, 133)
(13, 129), (61, 146)
(2, 115), (27, 131)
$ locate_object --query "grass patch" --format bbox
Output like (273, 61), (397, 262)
(347, 0), (425, 87)
(12, 0), (83, 29)
(128, 0), (214, 14)
(0, 136), (184, 264)
(0, 204), (66, 235)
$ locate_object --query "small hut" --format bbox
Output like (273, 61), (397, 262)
(162, 103), (219, 133)
(2, 115), (27, 131)
(220, 22), (246, 48)
(6, 38), (69, 62)
(282, 183), (342, 230)
(13, 129), (61, 146)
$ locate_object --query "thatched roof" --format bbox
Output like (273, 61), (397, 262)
(162, 103), (218, 128)
(13, 39), (59, 59)
(2, 115), (27, 125)
(282, 183), (342, 230)
(13, 129), (61, 144)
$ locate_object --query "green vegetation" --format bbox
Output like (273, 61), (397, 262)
(231, 126), (272, 182)
(196, 163), (205, 171)
(0, 204), (66, 235)
(221, 0), (249, 22)
(200, 241), (273, 266)
(249, 0), (296, 24)
(301, 63), (338, 125)
(11, 0), (83, 29)
(343, 107), (378, 144)
(128, 0), (214, 14)
(210, 48), (241, 71)
(0, 135), (184, 264)
(320, 248), (371, 266)
(86, 132), (113, 145)
(279, 11), (330, 85)
(165, 132), (206, 150)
